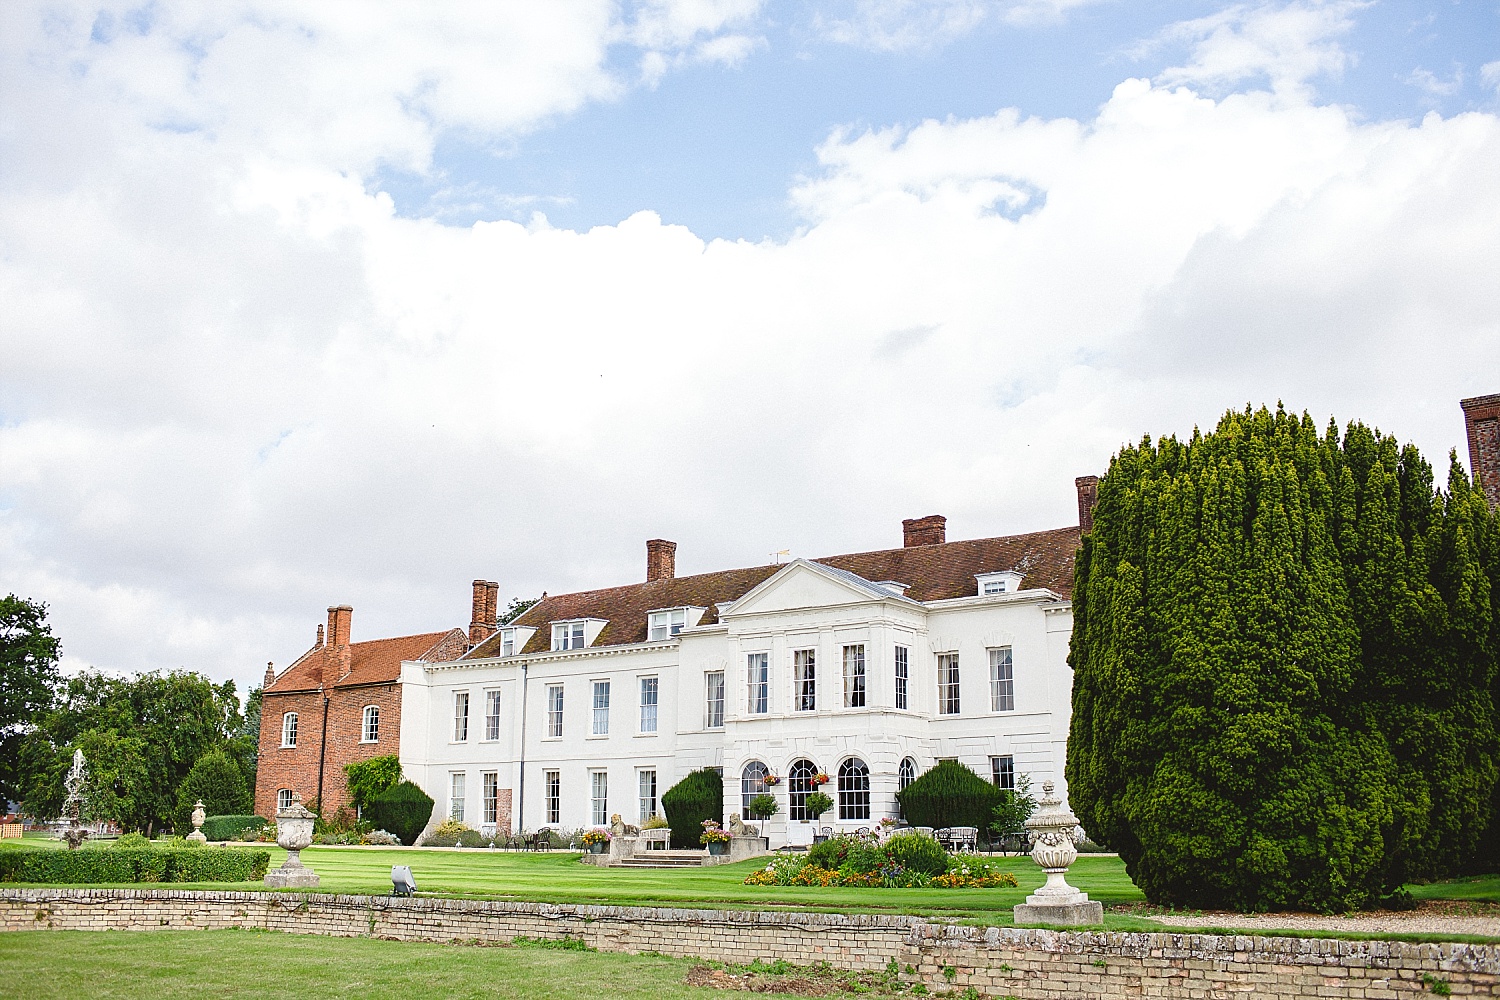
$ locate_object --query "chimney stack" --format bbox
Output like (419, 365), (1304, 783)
(647, 539), (677, 582)
(323, 605), (353, 687)
(1076, 475), (1100, 535)
(1462, 394), (1500, 508)
(316, 623), (324, 647)
(486, 581), (499, 626)
(471, 580), (500, 646)
(263, 661), (275, 689)
(902, 515), (946, 548)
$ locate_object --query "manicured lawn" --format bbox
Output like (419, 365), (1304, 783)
(0, 842), (1144, 924)
(1408, 873), (1500, 904)
(0, 929), (822, 1000)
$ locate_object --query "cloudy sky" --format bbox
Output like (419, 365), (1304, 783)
(3, 0), (1498, 696)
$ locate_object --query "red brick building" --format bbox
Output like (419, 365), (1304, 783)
(253, 602), (470, 820)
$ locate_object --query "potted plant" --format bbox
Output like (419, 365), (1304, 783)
(805, 791), (834, 822)
(763, 775), (781, 786)
(749, 794), (778, 822)
(580, 828), (611, 854)
(700, 820), (731, 855)
(813, 772), (830, 786)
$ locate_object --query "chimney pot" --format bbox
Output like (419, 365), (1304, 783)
(902, 515), (946, 547)
(647, 539), (677, 582)
(322, 606), (352, 688)
(1075, 475), (1100, 535)
(263, 661), (275, 689)
(316, 623), (324, 647)
(1461, 394), (1500, 508)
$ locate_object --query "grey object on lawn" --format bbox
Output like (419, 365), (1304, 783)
(391, 865), (417, 897)
(186, 800), (208, 844)
(1012, 781), (1103, 927)
(264, 793), (320, 888)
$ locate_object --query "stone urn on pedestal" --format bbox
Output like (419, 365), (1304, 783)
(186, 800), (208, 843)
(264, 794), (320, 889)
(1012, 781), (1102, 927)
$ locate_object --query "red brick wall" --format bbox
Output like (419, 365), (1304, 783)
(253, 683), (404, 821)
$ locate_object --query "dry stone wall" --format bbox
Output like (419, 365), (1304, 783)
(4, 888), (1498, 998)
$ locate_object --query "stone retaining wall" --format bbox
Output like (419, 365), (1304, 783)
(3, 888), (1498, 997)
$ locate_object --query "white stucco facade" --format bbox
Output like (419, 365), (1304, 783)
(399, 558), (1074, 847)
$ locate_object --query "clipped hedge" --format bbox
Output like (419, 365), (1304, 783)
(0, 847), (270, 884)
(895, 760), (1002, 830)
(200, 815), (267, 842)
(364, 780), (435, 846)
(661, 768), (723, 849)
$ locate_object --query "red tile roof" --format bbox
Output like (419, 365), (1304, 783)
(468, 525), (1080, 658)
(267, 629), (467, 692)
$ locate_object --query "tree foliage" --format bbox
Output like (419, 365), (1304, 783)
(363, 780), (435, 846)
(0, 595), (62, 802)
(172, 747), (252, 833)
(661, 768), (723, 848)
(344, 755), (403, 811)
(895, 760), (1002, 830)
(1067, 405), (1499, 912)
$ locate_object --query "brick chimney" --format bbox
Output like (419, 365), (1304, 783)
(263, 661), (275, 689)
(1462, 394), (1500, 508)
(902, 515), (946, 547)
(316, 623), (324, 647)
(471, 580), (499, 646)
(323, 605), (352, 687)
(1076, 475), (1099, 535)
(647, 539), (677, 582)
(485, 581), (499, 627)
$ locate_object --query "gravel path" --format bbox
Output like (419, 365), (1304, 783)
(1122, 902), (1500, 939)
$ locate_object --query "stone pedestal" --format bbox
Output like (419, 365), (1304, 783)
(727, 835), (769, 863)
(1012, 781), (1101, 928)
(1012, 898), (1104, 926)
(263, 854), (321, 889)
(264, 794), (319, 889)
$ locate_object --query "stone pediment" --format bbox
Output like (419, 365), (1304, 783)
(721, 559), (901, 618)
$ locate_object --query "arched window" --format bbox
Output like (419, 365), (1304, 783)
(362, 705), (380, 743)
(281, 712), (298, 748)
(898, 758), (917, 820)
(741, 761), (770, 815)
(837, 758), (871, 820)
(788, 758), (818, 821)
(277, 788), (293, 812)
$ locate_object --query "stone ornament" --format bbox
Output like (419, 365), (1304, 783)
(186, 800), (208, 843)
(1012, 780), (1103, 927)
(264, 793), (320, 888)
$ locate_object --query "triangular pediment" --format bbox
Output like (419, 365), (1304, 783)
(722, 559), (895, 618)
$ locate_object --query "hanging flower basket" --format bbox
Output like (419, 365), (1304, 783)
(813, 773), (830, 785)
(763, 775), (781, 786)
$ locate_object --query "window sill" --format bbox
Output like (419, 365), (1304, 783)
(587, 734), (609, 740)
(634, 732), (659, 738)
(280, 744), (297, 750)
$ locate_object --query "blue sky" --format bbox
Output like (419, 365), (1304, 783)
(378, 1), (1500, 239)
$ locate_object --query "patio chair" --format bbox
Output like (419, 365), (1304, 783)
(856, 827), (870, 837)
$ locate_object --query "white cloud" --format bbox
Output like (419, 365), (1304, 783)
(1481, 60), (1500, 93)
(1149, 1), (1364, 102)
(2, 3), (1497, 697)
(811, 0), (1103, 53)
(1405, 65), (1464, 100)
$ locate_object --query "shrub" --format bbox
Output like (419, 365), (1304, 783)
(171, 749), (251, 834)
(111, 832), (150, 849)
(421, 819), (474, 847)
(0, 847), (270, 884)
(344, 755), (403, 812)
(748, 794), (779, 821)
(364, 830), (399, 846)
(808, 834), (870, 871)
(200, 815), (266, 842)
(641, 814), (670, 830)
(363, 781), (434, 846)
(896, 761), (1002, 830)
(803, 792), (834, 820)
(881, 832), (948, 876)
(661, 768), (723, 849)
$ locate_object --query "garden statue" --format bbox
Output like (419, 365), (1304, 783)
(1012, 781), (1102, 927)
(186, 800), (208, 843)
(264, 793), (320, 888)
(60, 749), (90, 849)
(609, 814), (640, 839)
(727, 813), (758, 838)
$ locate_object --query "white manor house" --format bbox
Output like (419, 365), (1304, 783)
(396, 481), (1096, 848)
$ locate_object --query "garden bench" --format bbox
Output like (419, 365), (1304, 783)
(640, 828), (671, 851)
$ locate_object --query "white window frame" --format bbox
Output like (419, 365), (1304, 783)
(499, 628), (517, 657)
(741, 760), (770, 815)
(837, 757), (871, 821)
(991, 755), (1015, 790)
(937, 653), (960, 715)
(484, 689), (503, 741)
(648, 607), (688, 641)
(482, 770), (499, 824)
(704, 670), (725, 729)
(794, 649), (816, 712)
(894, 645), (909, 710)
(546, 684), (564, 738)
(989, 647), (1015, 712)
(638, 768), (658, 822)
(281, 712), (298, 748)
(544, 769), (561, 825)
(590, 770), (608, 827)
(747, 652), (769, 714)
(551, 620), (588, 651)
(842, 644), (866, 708)
(592, 680), (611, 736)
(453, 691), (470, 742)
(361, 704), (379, 744)
(277, 788), (294, 812)
(449, 772), (466, 822)
(639, 676), (659, 733)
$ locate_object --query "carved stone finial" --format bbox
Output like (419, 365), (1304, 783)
(1013, 779), (1102, 927)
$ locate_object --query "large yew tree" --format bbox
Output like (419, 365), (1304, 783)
(1067, 405), (1498, 912)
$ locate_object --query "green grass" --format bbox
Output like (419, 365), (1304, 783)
(1407, 873), (1500, 904)
(0, 929), (816, 1000)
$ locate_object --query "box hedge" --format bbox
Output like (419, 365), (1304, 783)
(363, 780), (435, 846)
(661, 768), (723, 849)
(200, 815), (267, 842)
(0, 847), (270, 884)
(895, 760), (1002, 830)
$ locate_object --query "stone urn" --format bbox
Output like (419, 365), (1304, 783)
(264, 794), (320, 888)
(186, 800), (208, 844)
(1012, 781), (1102, 927)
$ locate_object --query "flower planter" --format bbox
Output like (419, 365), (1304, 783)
(707, 841), (729, 856)
(588, 842), (606, 854)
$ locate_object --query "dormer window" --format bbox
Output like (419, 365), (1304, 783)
(552, 620), (587, 651)
(499, 628), (517, 657)
(976, 570), (1026, 596)
(649, 608), (688, 641)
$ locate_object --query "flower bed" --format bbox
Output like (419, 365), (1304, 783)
(743, 835), (1018, 889)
